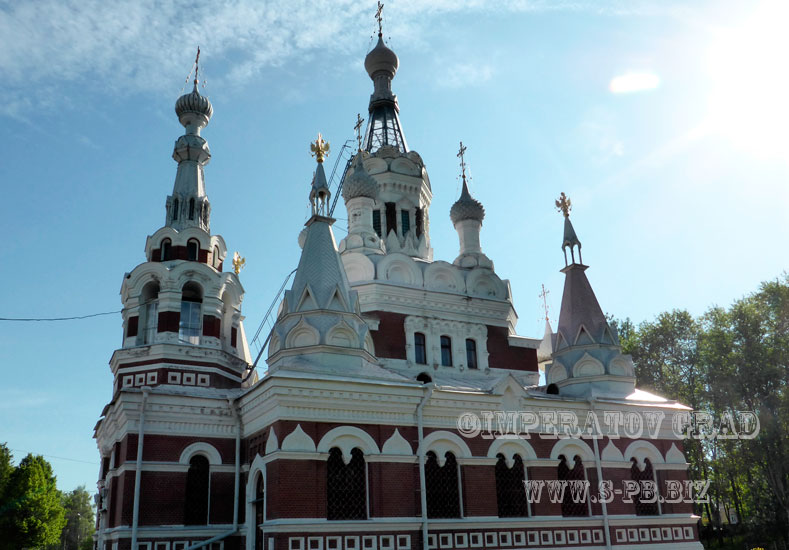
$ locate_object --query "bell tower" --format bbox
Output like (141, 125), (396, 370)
(114, 51), (251, 394)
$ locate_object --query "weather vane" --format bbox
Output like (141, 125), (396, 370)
(232, 251), (246, 275)
(310, 133), (330, 163)
(354, 114), (365, 151)
(375, 1), (384, 35)
(539, 284), (550, 321)
(457, 141), (468, 181)
(555, 192), (571, 218)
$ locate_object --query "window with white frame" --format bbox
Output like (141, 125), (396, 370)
(179, 282), (202, 344)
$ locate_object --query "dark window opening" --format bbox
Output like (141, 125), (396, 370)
(189, 198), (195, 220)
(401, 209), (410, 236)
(372, 210), (382, 237)
(440, 336), (452, 366)
(425, 451), (460, 518)
(415, 207), (424, 238)
(414, 332), (427, 364)
(327, 447), (367, 520)
(546, 383), (559, 395)
(385, 202), (397, 236)
(184, 455), (210, 525)
(253, 474), (265, 550)
(495, 454), (529, 517)
(631, 458), (660, 515)
(161, 239), (172, 261)
(187, 239), (199, 261)
(172, 198), (179, 221)
(558, 455), (588, 517)
(465, 339), (477, 369)
(416, 372), (432, 384)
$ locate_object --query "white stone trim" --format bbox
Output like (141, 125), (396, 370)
(549, 438), (596, 463)
(317, 426), (381, 457)
(178, 442), (222, 465)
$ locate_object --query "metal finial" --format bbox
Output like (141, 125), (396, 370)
(555, 192), (571, 218)
(232, 251), (246, 275)
(375, 1), (384, 36)
(457, 141), (468, 182)
(354, 114), (365, 151)
(193, 46), (201, 90)
(539, 284), (550, 321)
(310, 133), (330, 163)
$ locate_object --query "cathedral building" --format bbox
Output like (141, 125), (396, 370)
(93, 26), (702, 550)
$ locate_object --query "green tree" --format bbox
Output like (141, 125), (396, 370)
(0, 444), (12, 502)
(0, 454), (66, 550)
(57, 486), (95, 550)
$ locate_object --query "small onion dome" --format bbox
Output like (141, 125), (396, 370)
(342, 153), (379, 201)
(175, 84), (213, 127)
(365, 35), (399, 79)
(450, 180), (485, 225)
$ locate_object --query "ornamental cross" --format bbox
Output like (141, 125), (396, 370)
(232, 251), (246, 275)
(310, 133), (330, 163)
(457, 141), (468, 181)
(539, 284), (550, 321)
(194, 46), (200, 87)
(354, 114), (364, 151)
(555, 192), (571, 218)
(375, 1), (384, 35)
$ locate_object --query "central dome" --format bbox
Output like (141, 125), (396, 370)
(364, 35), (399, 79)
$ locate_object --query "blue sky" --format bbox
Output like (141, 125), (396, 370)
(1, 0), (787, 493)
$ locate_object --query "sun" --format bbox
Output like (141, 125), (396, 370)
(706, 0), (789, 160)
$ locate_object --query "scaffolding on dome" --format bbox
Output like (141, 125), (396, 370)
(364, 102), (408, 153)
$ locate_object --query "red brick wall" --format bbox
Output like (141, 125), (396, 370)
(486, 325), (538, 372)
(461, 465), (497, 516)
(139, 471), (186, 525)
(368, 311), (407, 359)
(203, 315), (221, 337)
(158, 310), (180, 333)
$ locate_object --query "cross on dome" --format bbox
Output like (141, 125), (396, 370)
(457, 141), (468, 182)
(375, 1), (384, 36)
(354, 114), (365, 151)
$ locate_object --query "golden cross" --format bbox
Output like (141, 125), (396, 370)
(310, 133), (330, 163)
(555, 192), (571, 218)
(457, 141), (468, 181)
(539, 284), (550, 321)
(375, 1), (384, 35)
(232, 251), (246, 275)
(354, 114), (364, 151)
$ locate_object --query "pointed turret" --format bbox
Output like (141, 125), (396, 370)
(450, 142), (492, 268)
(167, 48), (213, 231)
(545, 193), (636, 398)
(268, 146), (376, 371)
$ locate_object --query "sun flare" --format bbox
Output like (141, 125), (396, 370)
(706, 0), (789, 159)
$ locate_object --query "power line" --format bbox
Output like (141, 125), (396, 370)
(0, 310), (121, 322)
(9, 449), (98, 465)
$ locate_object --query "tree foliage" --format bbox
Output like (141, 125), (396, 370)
(0, 451), (66, 550)
(619, 273), (789, 542)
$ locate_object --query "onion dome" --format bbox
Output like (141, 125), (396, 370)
(450, 179), (485, 225)
(365, 35), (399, 79)
(342, 153), (379, 201)
(175, 83), (213, 129)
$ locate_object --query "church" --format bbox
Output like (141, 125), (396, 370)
(92, 20), (703, 550)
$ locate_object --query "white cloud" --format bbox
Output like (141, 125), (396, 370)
(609, 72), (660, 94)
(0, 0), (684, 118)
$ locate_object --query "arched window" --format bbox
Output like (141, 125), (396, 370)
(184, 455), (209, 525)
(465, 339), (477, 369)
(253, 474), (265, 550)
(495, 454), (528, 517)
(327, 447), (367, 520)
(189, 198), (195, 220)
(180, 282), (202, 344)
(172, 198), (179, 221)
(546, 384), (559, 395)
(213, 246), (221, 269)
(558, 455), (588, 517)
(187, 239), (199, 261)
(372, 210), (382, 237)
(631, 458), (660, 516)
(160, 239), (172, 261)
(416, 372), (432, 384)
(140, 282), (160, 345)
(440, 336), (453, 366)
(414, 332), (427, 364)
(425, 451), (461, 518)
(401, 209), (410, 236)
